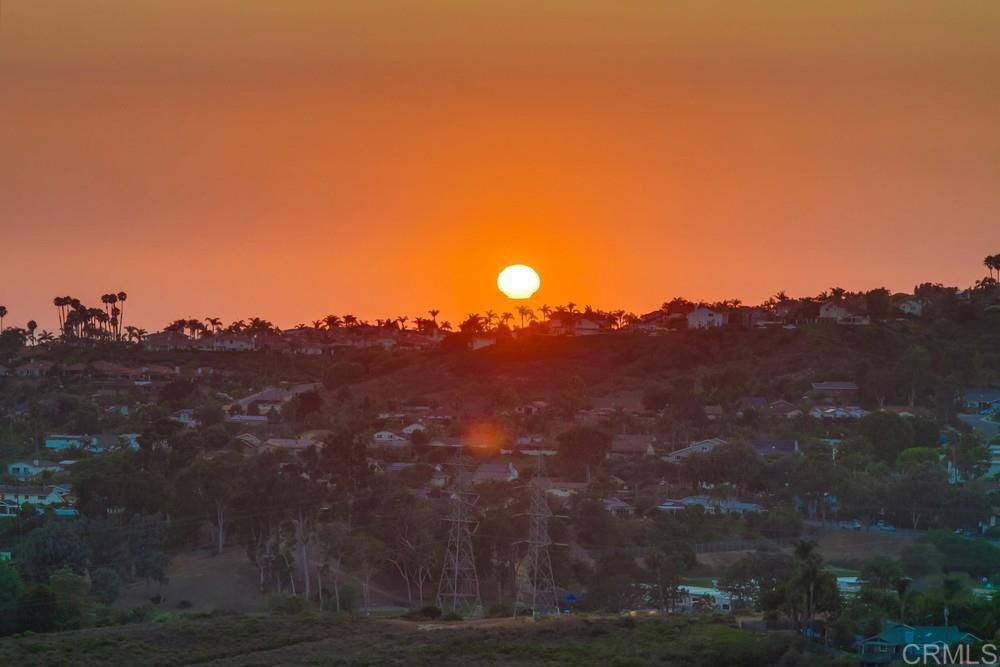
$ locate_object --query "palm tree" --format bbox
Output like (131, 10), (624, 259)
(205, 317), (223, 333)
(342, 314), (358, 328)
(116, 292), (127, 338)
(38, 330), (55, 345)
(516, 305), (534, 328)
(0, 305), (7, 331)
(539, 304), (552, 320)
(25, 320), (37, 345)
(440, 321), (453, 332)
(428, 309), (440, 326)
(323, 314), (342, 330)
(484, 310), (497, 331)
(397, 316), (409, 331)
(500, 312), (514, 329)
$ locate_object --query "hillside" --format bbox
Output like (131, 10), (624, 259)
(0, 614), (839, 667)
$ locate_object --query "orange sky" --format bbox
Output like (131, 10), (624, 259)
(2, 2), (999, 331)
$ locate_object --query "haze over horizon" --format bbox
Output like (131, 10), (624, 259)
(2, 2), (999, 331)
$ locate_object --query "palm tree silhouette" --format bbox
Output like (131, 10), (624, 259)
(0, 305), (6, 331)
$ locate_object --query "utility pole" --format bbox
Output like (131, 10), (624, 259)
(514, 461), (563, 618)
(436, 460), (482, 616)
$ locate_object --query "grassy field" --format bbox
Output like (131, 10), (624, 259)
(0, 613), (842, 667)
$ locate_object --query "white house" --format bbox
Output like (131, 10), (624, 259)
(401, 423), (426, 435)
(0, 484), (71, 517)
(686, 308), (728, 330)
(201, 334), (255, 351)
(819, 300), (870, 325)
(6, 460), (63, 480)
(896, 299), (923, 317)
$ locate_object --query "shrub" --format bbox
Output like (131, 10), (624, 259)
(419, 605), (442, 619)
(268, 593), (307, 616)
(442, 612), (463, 621)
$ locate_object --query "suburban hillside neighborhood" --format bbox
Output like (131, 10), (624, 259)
(0, 273), (998, 665)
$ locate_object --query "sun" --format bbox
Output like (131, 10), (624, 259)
(497, 264), (541, 299)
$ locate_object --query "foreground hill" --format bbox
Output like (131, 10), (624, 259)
(0, 613), (838, 667)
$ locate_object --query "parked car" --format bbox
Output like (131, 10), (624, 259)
(876, 520), (896, 532)
(850, 520), (863, 531)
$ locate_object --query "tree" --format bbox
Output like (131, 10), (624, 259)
(901, 346), (933, 407)
(865, 288), (892, 320)
(20, 521), (91, 581)
(89, 568), (121, 605)
(555, 426), (612, 481)
(951, 431), (989, 482)
(317, 522), (356, 612)
(720, 552), (794, 610)
(49, 568), (94, 630)
(899, 542), (942, 578)
(858, 412), (914, 466)
(0, 561), (24, 635)
(352, 535), (386, 611)
(18, 584), (57, 633)
(0, 305), (7, 331)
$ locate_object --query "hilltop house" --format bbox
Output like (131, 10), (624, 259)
(819, 300), (870, 325)
(602, 497), (633, 517)
(548, 313), (608, 336)
(6, 460), (63, 480)
(675, 495), (763, 515)
(199, 334), (255, 352)
(142, 330), (193, 351)
(769, 399), (802, 419)
(662, 438), (727, 463)
(686, 307), (728, 330)
(859, 623), (980, 666)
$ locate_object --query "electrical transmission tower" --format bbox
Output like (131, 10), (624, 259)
(436, 462), (482, 616)
(514, 475), (562, 618)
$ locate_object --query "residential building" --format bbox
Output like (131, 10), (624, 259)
(608, 434), (657, 459)
(859, 623), (980, 666)
(810, 381), (859, 400)
(662, 438), (727, 463)
(769, 399), (801, 419)
(602, 497), (633, 517)
(686, 308), (728, 330)
(0, 484), (71, 517)
(142, 331), (193, 351)
(819, 300), (870, 325)
(371, 431), (409, 447)
(44, 433), (139, 453)
(16, 361), (54, 378)
(6, 460), (63, 480)
(471, 462), (519, 484)
(677, 496), (763, 515)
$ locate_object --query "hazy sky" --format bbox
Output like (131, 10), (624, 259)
(2, 2), (999, 331)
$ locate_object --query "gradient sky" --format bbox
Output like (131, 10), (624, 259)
(2, 2), (999, 331)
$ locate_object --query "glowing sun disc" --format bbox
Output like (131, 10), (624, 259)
(497, 264), (541, 299)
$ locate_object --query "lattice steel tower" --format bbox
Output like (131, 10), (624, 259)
(514, 482), (561, 617)
(436, 465), (482, 615)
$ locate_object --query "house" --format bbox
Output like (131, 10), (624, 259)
(513, 401), (548, 417)
(0, 484), (71, 517)
(6, 460), (63, 480)
(44, 434), (139, 453)
(469, 335), (497, 350)
(602, 497), (633, 517)
(401, 423), (426, 435)
(678, 496), (763, 515)
(768, 399), (801, 419)
(809, 406), (868, 420)
(548, 313), (608, 336)
(677, 586), (733, 613)
(16, 361), (54, 378)
(142, 330), (193, 351)
(735, 397), (768, 416)
(655, 500), (687, 513)
(472, 462), (519, 484)
(819, 300), (870, 325)
(662, 438), (727, 463)
(263, 436), (316, 452)
(895, 298), (924, 317)
(859, 623), (981, 666)
(703, 405), (723, 421)
(962, 388), (1000, 412)
(227, 414), (269, 425)
(608, 434), (657, 459)
(202, 334), (255, 352)
(686, 308), (728, 330)
(810, 381), (859, 400)
(236, 387), (293, 413)
(532, 477), (588, 500)
(171, 409), (200, 428)
(371, 431), (409, 448)
(502, 435), (558, 457)
(749, 439), (800, 457)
